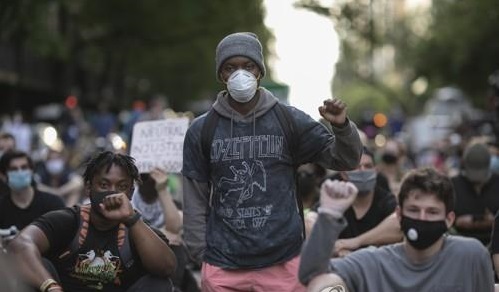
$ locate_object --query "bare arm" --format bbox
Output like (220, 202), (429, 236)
(307, 273), (349, 292)
(128, 220), (177, 277)
(335, 212), (403, 257)
(455, 211), (495, 230)
(182, 176), (210, 265)
(36, 175), (83, 198)
(98, 193), (176, 277)
(150, 168), (182, 234)
(304, 211), (318, 238)
(7, 225), (55, 289)
(493, 254), (499, 280)
(158, 188), (183, 233)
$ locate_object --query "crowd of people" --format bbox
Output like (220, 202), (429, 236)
(0, 31), (498, 292)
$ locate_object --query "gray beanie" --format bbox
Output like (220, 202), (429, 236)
(215, 32), (266, 80)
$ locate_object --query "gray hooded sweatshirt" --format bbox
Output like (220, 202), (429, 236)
(182, 88), (362, 269)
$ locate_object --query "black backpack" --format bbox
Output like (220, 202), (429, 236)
(58, 205), (134, 269)
(200, 103), (306, 238)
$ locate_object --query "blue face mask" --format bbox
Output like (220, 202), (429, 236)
(7, 169), (33, 191)
(491, 155), (499, 174)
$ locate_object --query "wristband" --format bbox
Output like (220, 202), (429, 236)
(47, 284), (63, 292)
(40, 279), (58, 292)
(317, 207), (344, 219)
(320, 285), (346, 292)
(124, 212), (142, 228)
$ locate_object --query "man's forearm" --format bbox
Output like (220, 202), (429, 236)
(356, 213), (402, 247)
(8, 234), (53, 289)
(299, 213), (347, 285)
(129, 220), (176, 277)
(158, 188), (182, 234)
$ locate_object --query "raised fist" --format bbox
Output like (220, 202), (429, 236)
(318, 98), (348, 127)
(318, 179), (358, 218)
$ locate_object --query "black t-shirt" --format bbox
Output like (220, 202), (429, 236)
(339, 186), (397, 241)
(0, 179), (9, 198)
(452, 173), (499, 245)
(491, 212), (499, 254)
(0, 189), (65, 230)
(32, 206), (169, 292)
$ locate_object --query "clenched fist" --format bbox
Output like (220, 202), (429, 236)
(318, 98), (348, 127)
(318, 179), (358, 218)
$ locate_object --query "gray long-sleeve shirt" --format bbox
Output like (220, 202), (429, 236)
(182, 88), (362, 268)
(299, 213), (495, 292)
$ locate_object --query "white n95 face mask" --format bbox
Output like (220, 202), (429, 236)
(226, 69), (258, 103)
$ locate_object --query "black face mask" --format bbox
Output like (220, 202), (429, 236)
(381, 153), (398, 165)
(90, 190), (119, 215)
(400, 215), (448, 250)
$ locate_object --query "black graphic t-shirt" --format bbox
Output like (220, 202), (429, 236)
(33, 206), (168, 291)
(183, 105), (333, 269)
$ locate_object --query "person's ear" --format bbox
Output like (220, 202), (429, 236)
(445, 211), (455, 228)
(84, 182), (91, 197)
(395, 206), (402, 222)
(219, 73), (227, 84)
(128, 186), (135, 200)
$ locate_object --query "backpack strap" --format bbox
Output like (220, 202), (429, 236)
(201, 107), (220, 162)
(58, 205), (90, 259)
(117, 223), (134, 269)
(272, 103), (306, 239)
(58, 205), (134, 269)
(78, 205), (91, 245)
(272, 103), (298, 165)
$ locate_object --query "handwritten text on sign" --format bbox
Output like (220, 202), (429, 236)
(130, 118), (189, 173)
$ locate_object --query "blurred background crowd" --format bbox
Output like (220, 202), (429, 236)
(0, 0), (499, 290)
(0, 0), (497, 189)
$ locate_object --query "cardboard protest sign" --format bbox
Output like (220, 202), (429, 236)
(130, 118), (188, 173)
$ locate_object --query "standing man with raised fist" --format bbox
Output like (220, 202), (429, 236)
(182, 31), (362, 291)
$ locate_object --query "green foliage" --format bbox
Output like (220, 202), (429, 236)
(0, 0), (66, 56)
(296, 0), (499, 111)
(336, 80), (401, 123)
(413, 0), (499, 106)
(74, 0), (270, 109)
(296, 0), (405, 108)
(0, 0), (270, 111)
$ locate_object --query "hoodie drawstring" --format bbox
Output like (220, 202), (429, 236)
(230, 110), (234, 140)
(253, 110), (256, 138)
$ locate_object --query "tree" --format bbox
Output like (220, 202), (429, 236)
(296, 0), (499, 111)
(413, 0), (499, 107)
(66, 0), (271, 110)
(0, 0), (271, 113)
(295, 0), (412, 119)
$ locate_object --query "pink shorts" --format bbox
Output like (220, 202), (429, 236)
(201, 255), (306, 292)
